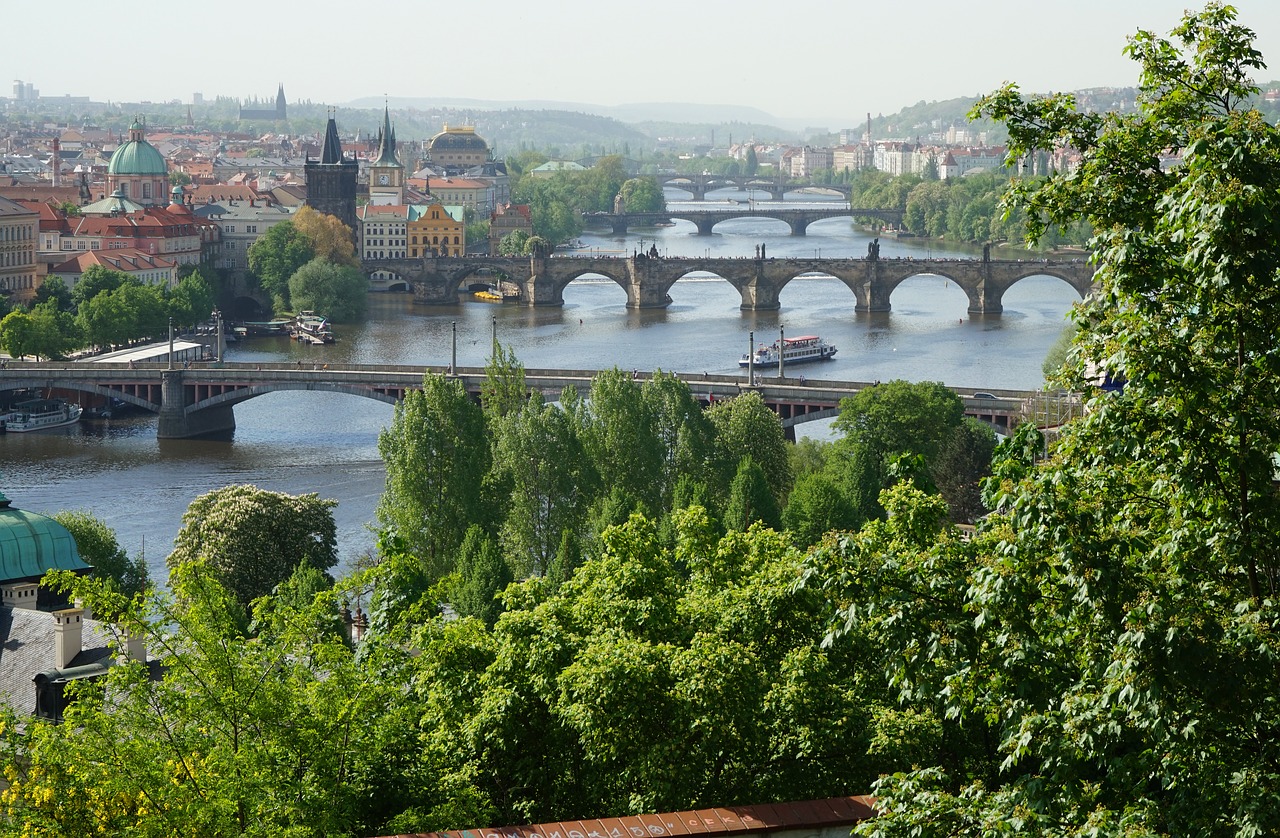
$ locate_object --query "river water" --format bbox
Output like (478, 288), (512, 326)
(1, 191), (1082, 582)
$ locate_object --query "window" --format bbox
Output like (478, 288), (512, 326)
(91, 241), (100, 249)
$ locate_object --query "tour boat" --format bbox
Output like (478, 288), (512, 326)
(291, 311), (335, 343)
(473, 289), (503, 302)
(0, 399), (84, 433)
(739, 335), (837, 367)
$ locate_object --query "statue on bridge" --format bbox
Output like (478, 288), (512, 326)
(867, 238), (880, 259)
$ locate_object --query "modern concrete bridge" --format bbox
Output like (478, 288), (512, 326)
(582, 206), (903, 236)
(362, 252), (1096, 313)
(1, 363), (1034, 440)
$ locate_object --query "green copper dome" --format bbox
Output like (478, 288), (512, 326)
(108, 138), (167, 176)
(0, 495), (90, 583)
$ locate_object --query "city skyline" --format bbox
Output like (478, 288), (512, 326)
(5, 1), (1280, 128)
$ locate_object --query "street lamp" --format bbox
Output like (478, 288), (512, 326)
(167, 317), (174, 370)
(451, 320), (457, 374)
(210, 309), (223, 363)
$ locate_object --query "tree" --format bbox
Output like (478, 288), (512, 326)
(706, 391), (792, 506)
(494, 393), (595, 577)
(33, 277), (73, 313)
(292, 205), (358, 267)
(497, 230), (532, 256)
(930, 418), (996, 523)
(51, 510), (149, 601)
(782, 472), (860, 548)
(70, 264), (129, 310)
(167, 269), (215, 329)
(824, 6), (1280, 835)
(377, 374), (490, 583)
(167, 485), (338, 607)
(744, 145), (759, 176)
(618, 177), (665, 213)
(0, 562), (426, 837)
(287, 257), (368, 322)
(247, 221), (314, 309)
(450, 525), (512, 628)
(576, 368), (664, 515)
(722, 455), (782, 532)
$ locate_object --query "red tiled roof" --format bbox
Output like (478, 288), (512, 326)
(375, 796), (877, 838)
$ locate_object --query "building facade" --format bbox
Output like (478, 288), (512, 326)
(408, 203), (465, 257)
(0, 196), (38, 301)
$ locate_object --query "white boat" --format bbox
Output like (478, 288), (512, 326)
(291, 311), (335, 344)
(739, 335), (837, 367)
(1, 399), (84, 432)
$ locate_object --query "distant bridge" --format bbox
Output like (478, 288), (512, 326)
(362, 253), (1096, 312)
(657, 174), (854, 201)
(582, 206), (902, 236)
(2, 363), (1035, 440)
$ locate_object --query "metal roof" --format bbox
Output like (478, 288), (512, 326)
(376, 796), (878, 838)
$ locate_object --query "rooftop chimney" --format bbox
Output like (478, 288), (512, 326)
(53, 607), (85, 669)
(2, 582), (39, 610)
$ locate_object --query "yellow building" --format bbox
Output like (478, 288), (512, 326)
(0, 196), (39, 301)
(408, 203), (465, 257)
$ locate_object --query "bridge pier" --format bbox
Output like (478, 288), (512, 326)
(156, 371), (236, 439)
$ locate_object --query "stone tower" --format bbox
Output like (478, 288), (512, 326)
(304, 112), (358, 232)
(368, 104), (405, 206)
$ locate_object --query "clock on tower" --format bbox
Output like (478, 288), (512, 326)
(378, 174), (390, 185)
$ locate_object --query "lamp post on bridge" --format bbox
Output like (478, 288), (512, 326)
(451, 320), (457, 375)
(491, 316), (497, 361)
(778, 324), (785, 379)
(167, 317), (174, 370)
(211, 309), (223, 363)
(747, 329), (754, 386)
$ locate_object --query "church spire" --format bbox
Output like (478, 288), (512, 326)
(373, 103), (400, 168)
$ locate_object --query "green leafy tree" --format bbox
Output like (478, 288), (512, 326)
(167, 485), (338, 607)
(706, 391), (792, 506)
(617, 176), (666, 212)
(450, 525), (512, 628)
(824, 6), (1280, 835)
(167, 269), (216, 329)
(0, 562), (426, 837)
(576, 368), (665, 515)
(497, 230), (532, 256)
(494, 392), (595, 576)
(69, 264), (129, 310)
(0, 310), (35, 359)
(930, 418), (996, 523)
(377, 374), (491, 583)
(51, 510), (149, 601)
(722, 455), (782, 532)
(33, 277), (73, 313)
(287, 257), (368, 322)
(782, 472), (861, 547)
(247, 221), (314, 310)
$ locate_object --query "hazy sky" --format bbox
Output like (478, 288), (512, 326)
(7, 0), (1280, 127)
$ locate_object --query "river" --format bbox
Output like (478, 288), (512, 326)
(0, 191), (1082, 582)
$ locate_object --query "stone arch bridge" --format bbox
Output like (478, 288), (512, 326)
(0, 363), (1035, 440)
(657, 174), (854, 201)
(362, 253), (1096, 312)
(583, 207), (902, 236)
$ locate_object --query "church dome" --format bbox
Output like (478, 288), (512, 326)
(428, 126), (489, 153)
(0, 494), (90, 583)
(108, 120), (167, 176)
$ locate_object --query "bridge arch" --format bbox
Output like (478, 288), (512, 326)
(877, 268), (982, 314)
(548, 266), (631, 307)
(188, 381), (400, 414)
(0, 379), (161, 413)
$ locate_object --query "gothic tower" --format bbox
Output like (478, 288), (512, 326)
(368, 104), (404, 206)
(304, 112), (358, 232)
